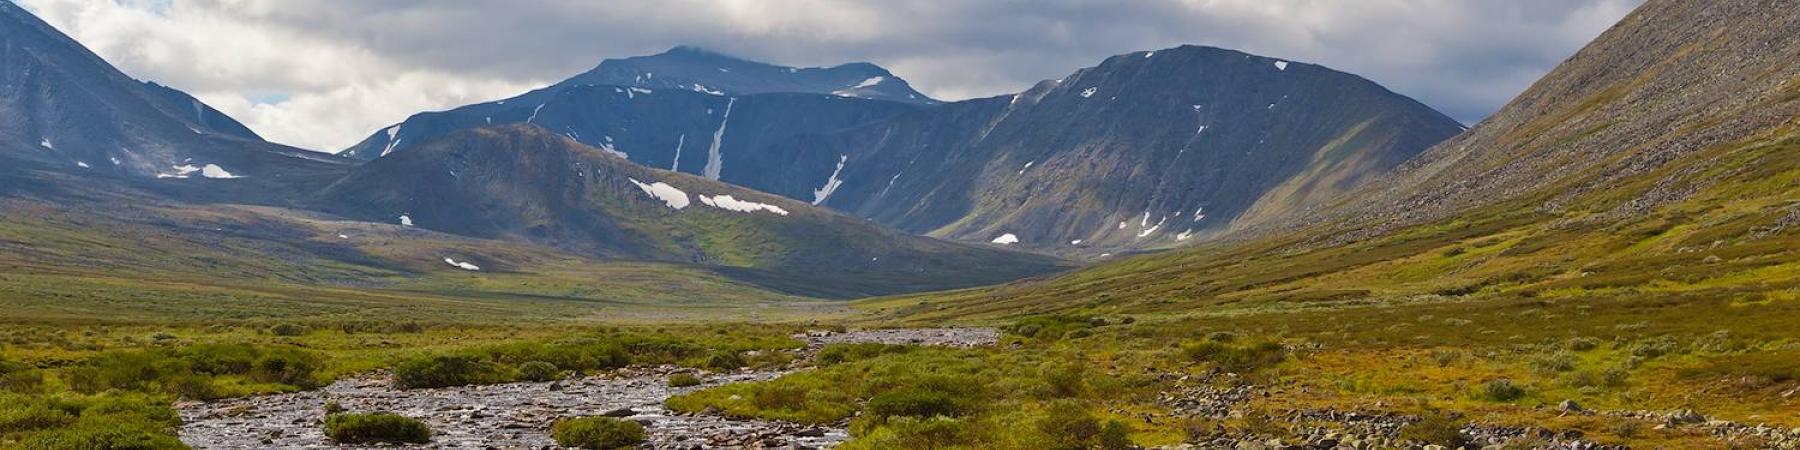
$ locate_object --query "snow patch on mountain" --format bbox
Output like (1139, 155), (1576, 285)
(812, 154), (848, 205)
(702, 98), (736, 180)
(698, 194), (788, 216)
(200, 164), (240, 179)
(380, 126), (403, 157)
(443, 258), (481, 271)
(691, 84), (724, 96)
(628, 177), (690, 210)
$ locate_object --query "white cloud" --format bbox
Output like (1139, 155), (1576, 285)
(17, 0), (1639, 152)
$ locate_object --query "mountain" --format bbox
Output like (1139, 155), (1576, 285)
(866, 0), (1800, 322)
(139, 80), (264, 141)
(1301, 0), (1800, 244)
(318, 125), (1065, 297)
(789, 45), (1464, 253)
(339, 47), (934, 162)
(345, 45), (1463, 256)
(0, 0), (344, 197)
(568, 45), (936, 104)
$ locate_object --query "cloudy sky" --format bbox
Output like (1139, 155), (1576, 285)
(19, 0), (1641, 153)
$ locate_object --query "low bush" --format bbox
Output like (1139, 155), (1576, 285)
(1004, 315), (1106, 341)
(1399, 410), (1470, 448)
(868, 387), (967, 420)
(817, 343), (913, 366)
(1181, 341), (1287, 372)
(394, 355), (507, 389)
(1531, 352), (1577, 373)
(1567, 337), (1602, 352)
(1479, 379), (1527, 402)
(517, 361), (561, 382)
(667, 373), (703, 388)
(268, 323), (308, 337)
(324, 413), (432, 445)
(1036, 401), (1131, 450)
(704, 350), (745, 371)
(550, 416), (645, 449)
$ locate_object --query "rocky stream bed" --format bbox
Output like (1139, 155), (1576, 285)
(178, 328), (998, 449)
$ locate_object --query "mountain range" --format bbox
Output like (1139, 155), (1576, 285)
(340, 44), (1462, 255)
(2, 0), (1497, 302)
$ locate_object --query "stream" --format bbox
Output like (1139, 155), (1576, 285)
(178, 328), (999, 449)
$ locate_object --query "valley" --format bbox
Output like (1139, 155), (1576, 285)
(2, 0), (1798, 449)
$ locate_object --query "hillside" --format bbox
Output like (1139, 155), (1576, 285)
(0, 0), (341, 194)
(318, 125), (1065, 298)
(861, 0), (1800, 325)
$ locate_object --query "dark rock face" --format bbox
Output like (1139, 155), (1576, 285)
(792, 45), (1463, 253)
(318, 125), (1065, 298)
(338, 85), (920, 203)
(0, 1), (344, 199)
(338, 47), (933, 162)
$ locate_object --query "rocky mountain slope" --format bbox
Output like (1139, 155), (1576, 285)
(794, 45), (1463, 253)
(318, 125), (1064, 297)
(866, 0), (1800, 321)
(338, 47), (931, 163)
(345, 45), (1463, 256)
(568, 45), (936, 104)
(0, 0), (342, 194)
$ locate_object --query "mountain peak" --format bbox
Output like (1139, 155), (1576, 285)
(565, 47), (936, 104)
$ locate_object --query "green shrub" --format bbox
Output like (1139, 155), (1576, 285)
(13, 425), (186, 450)
(846, 416), (970, 449)
(0, 403), (75, 434)
(551, 416), (646, 449)
(868, 388), (966, 420)
(704, 350), (745, 371)
(324, 413), (432, 444)
(1180, 341), (1287, 372)
(517, 361), (561, 382)
(817, 343), (911, 365)
(1042, 365), (1087, 398)
(0, 369), (45, 394)
(250, 348), (325, 388)
(1430, 348), (1464, 367)
(1036, 401), (1131, 450)
(394, 355), (506, 389)
(1398, 410), (1469, 447)
(1567, 337), (1602, 352)
(1004, 315), (1104, 341)
(750, 384), (811, 411)
(166, 375), (224, 401)
(269, 323), (307, 337)
(667, 373), (703, 388)
(1479, 379), (1527, 402)
(1531, 352), (1577, 373)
